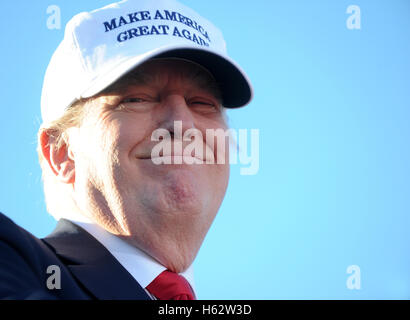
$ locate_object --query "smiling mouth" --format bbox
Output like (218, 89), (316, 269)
(136, 143), (216, 163)
(137, 149), (215, 163)
(142, 155), (206, 164)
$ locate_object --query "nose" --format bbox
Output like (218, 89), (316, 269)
(157, 94), (196, 136)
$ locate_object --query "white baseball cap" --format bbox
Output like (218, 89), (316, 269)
(41, 0), (253, 124)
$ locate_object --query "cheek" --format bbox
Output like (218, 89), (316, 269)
(105, 113), (156, 162)
(91, 121), (120, 159)
(74, 116), (123, 178)
(198, 118), (230, 164)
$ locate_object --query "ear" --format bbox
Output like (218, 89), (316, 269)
(39, 129), (75, 184)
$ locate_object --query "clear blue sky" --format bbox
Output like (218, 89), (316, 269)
(1, 0), (409, 299)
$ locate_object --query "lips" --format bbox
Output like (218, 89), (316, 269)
(136, 140), (215, 164)
(150, 150), (208, 164)
(151, 155), (204, 164)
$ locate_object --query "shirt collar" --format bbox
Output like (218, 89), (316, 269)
(66, 216), (196, 294)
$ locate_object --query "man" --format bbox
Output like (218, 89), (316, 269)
(0, 0), (252, 299)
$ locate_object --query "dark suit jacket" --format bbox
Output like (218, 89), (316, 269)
(0, 212), (151, 300)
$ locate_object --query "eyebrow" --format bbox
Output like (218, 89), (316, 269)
(100, 65), (223, 103)
(189, 68), (222, 102)
(101, 70), (153, 94)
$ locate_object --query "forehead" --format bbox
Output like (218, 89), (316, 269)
(102, 58), (222, 99)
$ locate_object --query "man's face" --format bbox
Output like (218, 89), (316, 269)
(69, 59), (230, 271)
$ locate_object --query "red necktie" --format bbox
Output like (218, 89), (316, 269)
(146, 270), (195, 300)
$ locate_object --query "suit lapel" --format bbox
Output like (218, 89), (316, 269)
(42, 219), (151, 300)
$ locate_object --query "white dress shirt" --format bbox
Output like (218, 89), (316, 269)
(63, 215), (196, 300)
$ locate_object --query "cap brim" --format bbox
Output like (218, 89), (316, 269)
(81, 45), (253, 108)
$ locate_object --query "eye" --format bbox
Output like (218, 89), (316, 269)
(121, 97), (147, 103)
(188, 97), (220, 113)
(191, 100), (213, 106)
(117, 95), (154, 110)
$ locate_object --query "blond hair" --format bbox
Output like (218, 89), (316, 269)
(37, 99), (91, 219)
(37, 99), (89, 169)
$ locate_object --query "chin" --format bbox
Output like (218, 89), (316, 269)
(153, 170), (207, 213)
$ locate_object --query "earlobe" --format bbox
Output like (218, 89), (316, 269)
(57, 158), (75, 183)
(39, 129), (76, 184)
